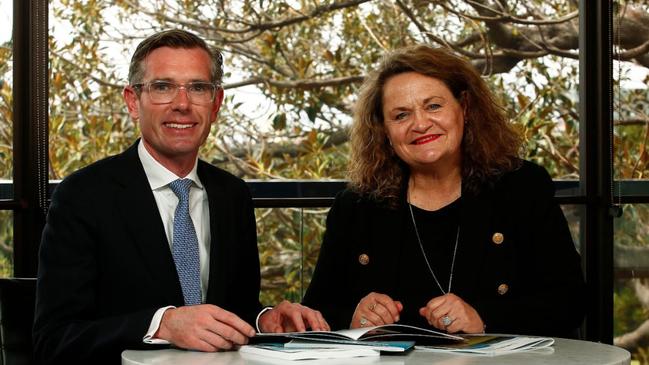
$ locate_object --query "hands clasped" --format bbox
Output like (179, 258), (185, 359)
(419, 293), (484, 333)
(351, 292), (403, 329)
(352, 292), (484, 333)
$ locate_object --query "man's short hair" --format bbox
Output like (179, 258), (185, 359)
(128, 29), (223, 86)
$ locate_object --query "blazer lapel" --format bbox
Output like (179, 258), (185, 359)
(114, 143), (184, 305)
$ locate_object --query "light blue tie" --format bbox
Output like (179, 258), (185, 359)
(169, 178), (202, 305)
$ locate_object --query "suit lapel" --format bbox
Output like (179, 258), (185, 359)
(114, 143), (184, 305)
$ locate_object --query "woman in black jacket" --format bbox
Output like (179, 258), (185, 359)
(302, 45), (585, 338)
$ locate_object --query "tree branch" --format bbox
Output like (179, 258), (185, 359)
(395, 0), (486, 59)
(224, 75), (365, 90)
(242, 0), (372, 33)
(50, 50), (123, 89)
(615, 244), (649, 270)
(122, 0), (371, 35)
(436, 1), (578, 26)
(616, 118), (649, 126)
(617, 39), (649, 60)
(614, 319), (649, 351)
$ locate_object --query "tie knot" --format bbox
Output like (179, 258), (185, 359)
(169, 179), (193, 200)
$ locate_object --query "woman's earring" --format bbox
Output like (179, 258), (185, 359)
(388, 139), (393, 146)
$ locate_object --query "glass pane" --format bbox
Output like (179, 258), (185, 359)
(0, 210), (13, 277)
(48, 1), (137, 180)
(561, 204), (581, 253)
(614, 204), (649, 363)
(612, 0), (649, 360)
(613, 2), (649, 182)
(503, 57), (580, 180)
(0, 0), (12, 182)
(256, 207), (329, 306)
(48, 1), (582, 181)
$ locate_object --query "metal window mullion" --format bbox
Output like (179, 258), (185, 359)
(578, 0), (614, 344)
(12, 0), (49, 277)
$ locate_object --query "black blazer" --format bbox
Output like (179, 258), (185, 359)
(303, 160), (586, 337)
(33, 142), (262, 364)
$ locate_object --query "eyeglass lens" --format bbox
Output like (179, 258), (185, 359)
(145, 81), (216, 104)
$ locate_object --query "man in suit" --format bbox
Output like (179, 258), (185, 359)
(33, 29), (328, 364)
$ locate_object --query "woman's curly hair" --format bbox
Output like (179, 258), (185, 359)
(349, 45), (522, 206)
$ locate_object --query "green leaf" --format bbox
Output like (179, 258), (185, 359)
(306, 106), (317, 122)
(272, 113), (287, 130)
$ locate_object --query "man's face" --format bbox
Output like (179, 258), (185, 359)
(123, 46), (223, 165)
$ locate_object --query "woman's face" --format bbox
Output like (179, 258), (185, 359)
(382, 72), (465, 172)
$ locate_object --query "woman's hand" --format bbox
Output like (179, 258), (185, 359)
(419, 293), (484, 333)
(350, 292), (403, 329)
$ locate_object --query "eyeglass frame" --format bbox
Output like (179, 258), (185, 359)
(130, 80), (221, 105)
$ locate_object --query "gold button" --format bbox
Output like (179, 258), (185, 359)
(497, 283), (509, 295)
(358, 254), (370, 265)
(492, 232), (504, 245)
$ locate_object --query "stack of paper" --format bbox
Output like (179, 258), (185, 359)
(416, 334), (555, 356)
(239, 343), (380, 361)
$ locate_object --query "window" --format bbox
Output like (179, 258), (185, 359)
(6, 1), (646, 356)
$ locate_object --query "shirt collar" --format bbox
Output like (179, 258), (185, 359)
(137, 139), (203, 191)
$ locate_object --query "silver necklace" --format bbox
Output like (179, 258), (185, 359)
(408, 202), (460, 295)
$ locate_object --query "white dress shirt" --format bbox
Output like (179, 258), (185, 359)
(137, 140), (211, 343)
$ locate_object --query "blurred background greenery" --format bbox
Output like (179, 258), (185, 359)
(0, 0), (648, 362)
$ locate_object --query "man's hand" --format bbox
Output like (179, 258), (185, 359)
(258, 300), (330, 333)
(156, 304), (256, 351)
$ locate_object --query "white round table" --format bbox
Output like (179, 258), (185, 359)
(122, 338), (630, 365)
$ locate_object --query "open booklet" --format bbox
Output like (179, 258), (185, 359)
(416, 334), (555, 356)
(250, 323), (463, 351)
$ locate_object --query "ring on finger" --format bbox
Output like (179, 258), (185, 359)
(441, 315), (454, 327)
(369, 303), (376, 311)
(360, 317), (368, 327)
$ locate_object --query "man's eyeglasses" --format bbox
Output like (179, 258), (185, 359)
(132, 81), (219, 105)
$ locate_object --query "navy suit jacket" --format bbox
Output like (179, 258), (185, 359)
(303, 160), (586, 337)
(33, 141), (262, 364)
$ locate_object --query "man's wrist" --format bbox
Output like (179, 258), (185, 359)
(143, 306), (175, 344)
